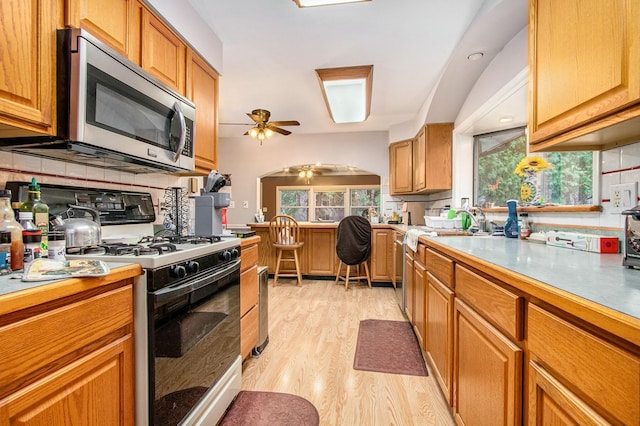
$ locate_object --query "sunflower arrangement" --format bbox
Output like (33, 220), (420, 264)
(513, 155), (553, 177)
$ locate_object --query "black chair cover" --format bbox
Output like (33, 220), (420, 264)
(336, 216), (372, 265)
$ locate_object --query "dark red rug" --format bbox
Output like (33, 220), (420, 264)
(353, 319), (428, 376)
(219, 391), (320, 426)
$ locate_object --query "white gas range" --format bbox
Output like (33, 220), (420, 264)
(69, 233), (242, 426)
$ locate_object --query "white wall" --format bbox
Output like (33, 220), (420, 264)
(217, 131), (389, 225)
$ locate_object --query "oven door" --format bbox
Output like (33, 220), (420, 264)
(148, 259), (240, 425)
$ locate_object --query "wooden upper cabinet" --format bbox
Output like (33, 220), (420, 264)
(187, 50), (219, 174)
(421, 123), (452, 193)
(389, 140), (413, 194)
(412, 127), (426, 191)
(139, 6), (186, 95)
(66, 0), (131, 57)
(0, 0), (56, 137)
(528, 0), (640, 151)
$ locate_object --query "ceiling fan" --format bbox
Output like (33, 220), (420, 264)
(222, 109), (300, 144)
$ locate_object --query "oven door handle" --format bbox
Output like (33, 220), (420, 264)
(153, 259), (240, 304)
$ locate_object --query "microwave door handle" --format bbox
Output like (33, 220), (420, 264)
(171, 102), (187, 162)
(153, 259), (240, 305)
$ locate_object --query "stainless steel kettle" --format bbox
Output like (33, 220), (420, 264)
(52, 205), (102, 250)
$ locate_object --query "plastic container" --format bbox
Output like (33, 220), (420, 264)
(0, 231), (11, 275)
(47, 231), (66, 260)
(0, 189), (24, 271)
(519, 213), (530, 239)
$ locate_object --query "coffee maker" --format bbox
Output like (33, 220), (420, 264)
(194, 171), (230, 236)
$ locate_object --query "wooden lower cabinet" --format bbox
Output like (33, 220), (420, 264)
(240, 238), (260, 360)
(412, 259), (426, 349)
(0, 282), (135, 425)
(425, 271), (454, 404)
(306, 228), (336, 275)
(527, 303), (640, 425)
(404, 248), (415, 323)
(370, 228), (393, 281)
(454, 299), (523, 426)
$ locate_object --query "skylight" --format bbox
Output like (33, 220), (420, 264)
(315, 65), (373, 124)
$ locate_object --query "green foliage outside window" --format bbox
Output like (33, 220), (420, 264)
(475, 128), (593, 206)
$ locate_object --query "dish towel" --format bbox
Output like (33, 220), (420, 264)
(404, 229), (435, 251)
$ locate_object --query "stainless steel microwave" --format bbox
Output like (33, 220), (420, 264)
(0, 28), (195, 174)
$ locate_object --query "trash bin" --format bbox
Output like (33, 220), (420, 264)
(252, 266), (269, 356)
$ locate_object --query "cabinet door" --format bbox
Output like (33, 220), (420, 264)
(140, 7), (186, 95)
(404, 250), (414, 322)
(0, 0), (55, 136)
(186, 50), (219, 174)
(413, 259), (426, 349)
(389, 140), (413, 194)
(0, 336), (134, 425)
(424, 123), (452, 191)
(454, 299), (523, 426)
(240, 264), (258, 316)
(370, 228), (392, 281)
(66, 0), (131, 56)
(528, 0), (640, 146)
(306, 228), (336, 275)
(413, 127), (426, 191)
(528, 361), (611, 426)
(425, 271), (454, 404)
(241, 305), (258, 360)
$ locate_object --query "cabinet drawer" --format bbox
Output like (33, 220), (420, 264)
(241, 305), (259, 359)
(0, 285), (133, 396)
(240, 265), (258, 316)
(455, 265), (523, 341)
(426, 248), (453, 288)
(528, 304), (640, 425)
(241, 244), (258, 271)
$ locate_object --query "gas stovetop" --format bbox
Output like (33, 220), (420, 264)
(66, 235), (241, 269)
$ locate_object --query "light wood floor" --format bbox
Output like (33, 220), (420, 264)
(240, 278), (456, 425)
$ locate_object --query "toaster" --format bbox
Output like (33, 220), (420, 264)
(622, 205), (640, 269)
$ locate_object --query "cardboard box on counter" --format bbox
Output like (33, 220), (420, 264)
(545, 231), (618, 253)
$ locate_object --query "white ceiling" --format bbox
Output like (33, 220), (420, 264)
(186, 0), (528, 139)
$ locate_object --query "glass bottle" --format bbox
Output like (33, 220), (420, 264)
(519, 213), (531, 239)
(20, 178), (49, 257)
(0, 189), (24, 271)
(19, 211), (42, 265)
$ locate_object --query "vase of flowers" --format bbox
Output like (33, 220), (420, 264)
(514, 156), (553, 205)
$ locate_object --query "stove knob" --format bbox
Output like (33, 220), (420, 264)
(171, 264), (187, 279)
(186, 261), (200, 274)
(230, 248), (239, 259)
(219, 250), (231, 261)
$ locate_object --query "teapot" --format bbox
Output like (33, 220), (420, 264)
(51, 205), (102, 250)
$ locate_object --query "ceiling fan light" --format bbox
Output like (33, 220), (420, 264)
(265, 128), (274, 138)
(306, 170), (313, 178)
(298, 170), (306, 178)
(249, 127), (259, 138)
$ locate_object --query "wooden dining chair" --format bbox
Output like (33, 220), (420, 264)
(269, 214), (304, 286)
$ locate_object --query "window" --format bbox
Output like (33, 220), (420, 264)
(279, 189), (309, 221)
(277, 186), (380, 221)
(474, 127), (594, 207)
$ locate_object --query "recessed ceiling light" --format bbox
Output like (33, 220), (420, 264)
(293, 0), (370, 7)
(315, 65), (373, 124)
(499, 116), (514, 123)
(467, 52), (484, 61)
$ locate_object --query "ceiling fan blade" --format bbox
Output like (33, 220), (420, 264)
(267, 124), (292, 135)
(269, 120), (300, 127)
(243, 131), (250, 135)
(247, 113), (263, 124)
(221, 122), (253, 126)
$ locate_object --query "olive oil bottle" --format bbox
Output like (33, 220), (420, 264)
(20, 178), (49, 257)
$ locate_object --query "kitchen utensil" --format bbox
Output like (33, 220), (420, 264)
(52, 205), (102, 250)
